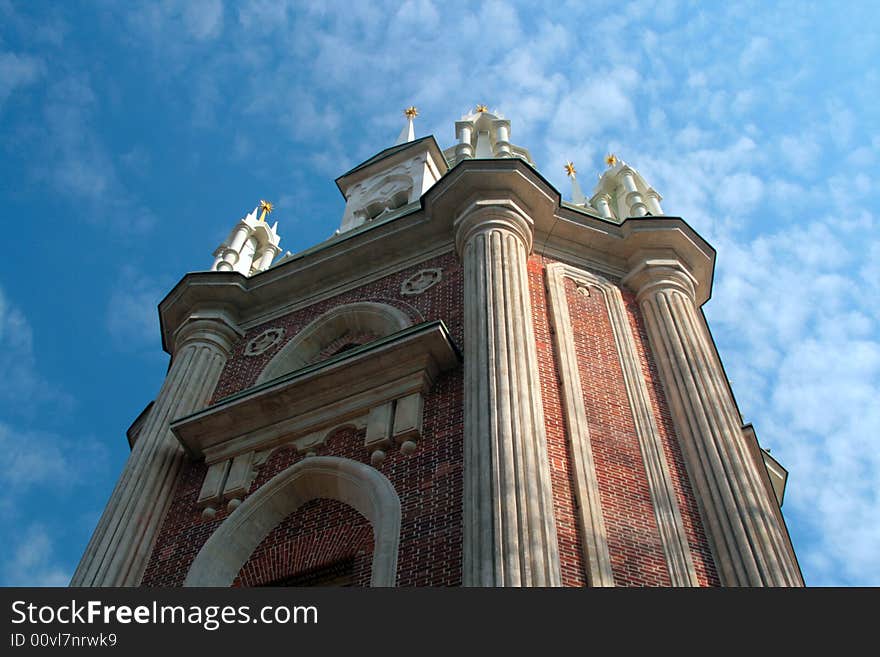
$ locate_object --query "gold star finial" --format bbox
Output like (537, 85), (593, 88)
(605, 153), (618, 167)
(258, 199), (274, 222)
(475, 104), (489, 113)
(404, 106), (418, 119)
(564, 161), (577, 178)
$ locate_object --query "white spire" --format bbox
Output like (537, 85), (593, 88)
(395, 106), (418, 145)
(564, 161), (586, 205)
(444, 104), (535, 167)
(590, 154), (664, 220)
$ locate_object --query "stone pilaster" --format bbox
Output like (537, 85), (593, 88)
(71, 312), (241, 586)
(455, 199), (562, 587)
(624, 256), (803, 586)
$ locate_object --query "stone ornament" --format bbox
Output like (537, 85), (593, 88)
(401, 268), (442, 296)
(244, 327), (285, 356)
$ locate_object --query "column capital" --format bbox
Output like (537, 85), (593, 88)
(622, 252), (698, 303)
(172, 309), (243, 355)
(453, 198), (534, 257)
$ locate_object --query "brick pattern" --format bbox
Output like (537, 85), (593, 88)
(621, 288), (721, 586)
(528, 256), (588, 586)
(142, 253), (464, 587)
(210, 252), (464, 403)
(562, 275), (672, 586)
(141, 248), (718, 588)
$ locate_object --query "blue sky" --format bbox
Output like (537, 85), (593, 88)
(0, 0), (877, 587)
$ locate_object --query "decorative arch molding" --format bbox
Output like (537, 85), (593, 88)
(257, 302), (412, 384)
(184, 456), (401, 587)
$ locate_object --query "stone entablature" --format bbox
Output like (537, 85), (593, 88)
(171, 321), (460, 515)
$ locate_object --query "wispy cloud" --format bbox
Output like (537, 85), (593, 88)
(0, 50), (44, 106)
(3, 524), (71, 586)
(106, 266), (165, 350)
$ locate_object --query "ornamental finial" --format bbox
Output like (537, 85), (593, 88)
(404, 106), (418, 119)
(564, 161), (577, 178)
(475, 104), (489, 113)
(605, 153), (618, 167)
(258, 199), (274, 222)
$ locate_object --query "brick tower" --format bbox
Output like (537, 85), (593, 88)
(72, 106), (803, 587)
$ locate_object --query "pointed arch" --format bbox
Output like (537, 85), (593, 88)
(256, 302), (412, 383)
(184, 456), (401, 587)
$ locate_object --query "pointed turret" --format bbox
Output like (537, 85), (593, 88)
(443, 105), (535, 167)
(564, 161), (587, 205)
(210, 201), (282, 275)
(589, 154), (664, 220)
(395, 106), (418, 145)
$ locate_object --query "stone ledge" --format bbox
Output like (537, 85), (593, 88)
(170, 320), (461, 461)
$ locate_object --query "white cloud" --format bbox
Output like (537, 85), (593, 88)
(106, 266), (164, 349)
(780, 135), (820, 173)
(552, 68), (640, 139)
(739, 35), (770, 71)
(182, 0), (224, 41)
(0, 51), (44, 106)
(2, 524), (70, 586)
(708, 214), (880, 585)
(0, 285), (68, 410)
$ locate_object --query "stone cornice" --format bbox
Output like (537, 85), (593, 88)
(159, 158), (716, 353)
(170, 321), (461, 462)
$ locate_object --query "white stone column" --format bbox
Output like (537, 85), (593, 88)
(493, 120), (512, 157)
(455, 121), (474, 161)
(593, 194), (614, 219)
(216, 222), (251, 271)
(455, 199), (562, 587)
(255, 244), (280, 273)
(619, 168), (648, 217)
(645, 189), (663, 215)
(71, 312), (241, 586)
(624, 257), (803, 586)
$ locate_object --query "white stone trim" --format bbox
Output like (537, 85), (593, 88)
(400, 268), (442, 296)
(544, 265), (615, 587)
(256, 302), (411, 384)
(244, 328), (285, 356)
(173, 321), (459, 463)
(546, 263), (698, 586)
(184, 456), (401, 587)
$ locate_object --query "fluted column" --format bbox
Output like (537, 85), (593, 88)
(624, 256), (803, 586)
(71, 312), (241, 586)
(455, 199), (562, 587)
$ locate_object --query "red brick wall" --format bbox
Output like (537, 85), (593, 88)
(563, 274), (673, 586)
(142, 252), (464, 587)
(528, 256), (588, 586)
(526, 255), (719, 587)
